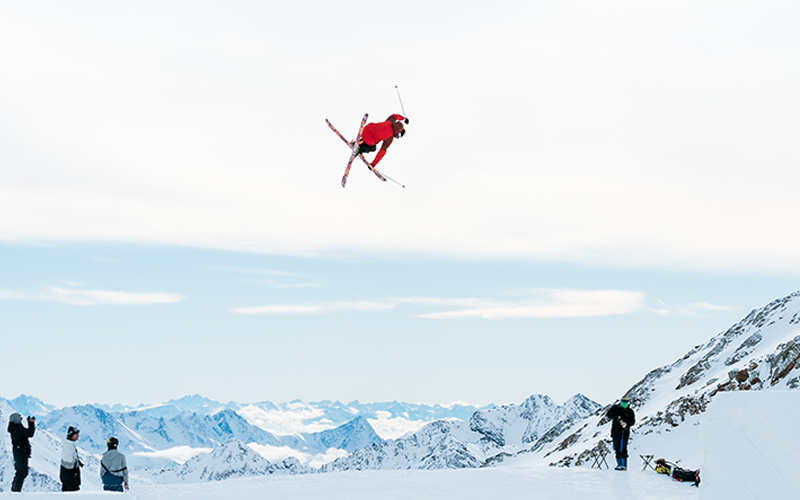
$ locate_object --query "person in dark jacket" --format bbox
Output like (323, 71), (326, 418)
(7, 412), (36, 492)
(606, 396), (635, 470)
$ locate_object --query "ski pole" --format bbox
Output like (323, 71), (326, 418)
(379, 169), (405, 188)
(395, 85), (407, 117)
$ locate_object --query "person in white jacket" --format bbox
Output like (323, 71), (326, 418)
(60, 426), (82, 491)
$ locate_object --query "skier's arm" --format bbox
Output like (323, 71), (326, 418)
(372, 136), (394, 167)
(122, 454), (130, 488)
(372, 148), (387, 166)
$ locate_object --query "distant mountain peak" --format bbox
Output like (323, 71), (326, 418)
(7, 394), (57, 417)
(150, 438), (311, 483)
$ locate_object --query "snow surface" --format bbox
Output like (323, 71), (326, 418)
(699, 391), (800, 500)
(0, 466), (698, 500)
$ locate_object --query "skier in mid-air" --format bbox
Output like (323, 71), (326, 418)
(353, 114), (409, 167)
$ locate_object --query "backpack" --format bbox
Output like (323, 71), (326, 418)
(654, 459), (700, 486)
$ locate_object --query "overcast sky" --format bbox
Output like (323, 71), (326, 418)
(1, 1), (799, 409)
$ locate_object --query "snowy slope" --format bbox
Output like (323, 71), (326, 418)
(515, 291), (800, 469)
(699, 391), (800, 500)
(0, 461), (701, 499)
(472, 394), (600, 450)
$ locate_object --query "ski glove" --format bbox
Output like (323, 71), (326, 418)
(372, 149), (387, 167)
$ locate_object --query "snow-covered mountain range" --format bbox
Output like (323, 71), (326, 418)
(94, 395), (490, 435)
(321, 394), (599, 471)
(35, 405), (383, 469)
(4, 290), (800, 491)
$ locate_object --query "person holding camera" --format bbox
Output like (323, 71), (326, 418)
(60, 426), (83, 491)
(606, 396), (635, 470)
(7, 412), (36, 492)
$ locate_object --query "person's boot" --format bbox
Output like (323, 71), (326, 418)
(614, 457), (623, 470)
(621, 457), (628, 470)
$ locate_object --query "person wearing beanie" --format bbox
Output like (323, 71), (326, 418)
(100, 437), (129, 492)
(60, 426), (83, 491)
(606, 396), (636, 470)
(7, 412), (36, 492)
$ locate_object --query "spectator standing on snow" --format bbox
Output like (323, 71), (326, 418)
(606, 396), (635, 470)
(101, 437), (129, 492)
(60, 426), (83, 491)
(7, 412), (36, 492)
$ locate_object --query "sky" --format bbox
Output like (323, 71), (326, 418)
(1, 1), (799, 409)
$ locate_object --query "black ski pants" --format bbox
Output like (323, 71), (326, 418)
(12, 447), (29, 492)
(60, 465), (81, 491)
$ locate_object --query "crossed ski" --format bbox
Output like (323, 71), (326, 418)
(326, 115), (387, 188)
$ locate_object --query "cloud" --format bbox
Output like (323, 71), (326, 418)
(652, 300), (734, 317)
(229, 289), (647, 320)
(230, 301), (395, 315)
(417, 289), (646, 319)
(248, 443), (349, 468)
(367, 411), (428, 440)
(238, 403), (333, 435)
(209, 266), (321, 289)
(0, 285), (182, 306)
(133, 446), (212, 464)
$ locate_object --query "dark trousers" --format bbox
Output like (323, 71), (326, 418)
(11, 447), (29, 492)
(60, 465), (81, 491)
(612, 433), (629, 459)
(102, 472), (125, 492)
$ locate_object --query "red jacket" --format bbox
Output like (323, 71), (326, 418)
(361, 114), (405, 146)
